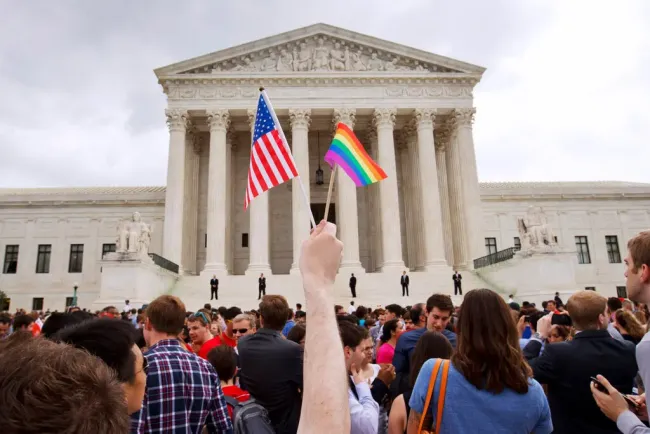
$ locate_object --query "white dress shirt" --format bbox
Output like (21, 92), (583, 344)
(349, 381), (379, 434)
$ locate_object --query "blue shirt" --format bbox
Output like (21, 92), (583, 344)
(410, 359), (552, 434)
(392, 328), (457, 374)
(282, 320), (295, 337)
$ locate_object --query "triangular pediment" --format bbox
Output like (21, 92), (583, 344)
(155, 23), (485, 77)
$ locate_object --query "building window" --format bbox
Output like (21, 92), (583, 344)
(102, 243), (116, 258)
(242, 233), (249, 248)
(205, 234), (207, 248)
(35, 244), (52, 274)
(68, 244), (84, 273)
(514, 237), (521, 251)
(485, 238), (498, 255)
(65, 297), (74, 308)
(32, 297), (44, 311)
(3, 245), (19, 274)
(605, 235), (621, 264)
(585, 286), (596, 291)
(575, 236), (591, 264)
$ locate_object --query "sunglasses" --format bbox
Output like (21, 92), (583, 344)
(233, 328), (249, 334)
(190, 312), (210, 325)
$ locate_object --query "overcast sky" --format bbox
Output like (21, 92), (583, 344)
(1, 0), (648, 188)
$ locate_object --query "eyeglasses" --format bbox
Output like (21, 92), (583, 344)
(233, 328), (249, 335)
(137, 357), (148, 375)
(190, 312), (210, 325)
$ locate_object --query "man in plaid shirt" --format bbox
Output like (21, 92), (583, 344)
(131, 295), (233, 434)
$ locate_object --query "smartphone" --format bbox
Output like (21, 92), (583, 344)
(591, 377), (640, 409)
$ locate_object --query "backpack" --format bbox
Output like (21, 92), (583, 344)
(223, 396), (275, 434)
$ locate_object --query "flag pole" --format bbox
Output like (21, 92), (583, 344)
(260, 87), (317, 229)
(323, 165), (337, 223)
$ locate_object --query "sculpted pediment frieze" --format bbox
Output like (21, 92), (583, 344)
(179, 35), (463, 75)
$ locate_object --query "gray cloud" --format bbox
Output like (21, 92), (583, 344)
(0, 0), (648, 188)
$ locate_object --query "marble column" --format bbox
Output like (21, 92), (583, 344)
(225, 130), (236, 274)
(445, 116), (469, 269)
(163, 109), (189, 267)
(182, 130), (200, 274)
(373, 108), (405, 271)
(367, 130), (382, 272)
(434, 128), (455, 267)
(333, 108), (364, 272)
(406, 128), (425, 270)
(398, 132), (415, 269)
(245, 109), (272, 276)
(454, 108), (484, 264)
(414, 109), (447, 268)
(202, 110), (230, 275)
(289, 109), (311, 274)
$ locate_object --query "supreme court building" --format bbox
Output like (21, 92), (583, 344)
(2, 24), (649, 311)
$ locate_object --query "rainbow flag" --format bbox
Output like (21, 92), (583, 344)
(324, 123), (387, 187)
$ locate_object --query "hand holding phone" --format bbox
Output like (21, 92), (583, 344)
(591, 376), (639, 409)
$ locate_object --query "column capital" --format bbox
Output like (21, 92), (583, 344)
(333, 108), (356, 129)
(434, 126), (450, 153)
(206, 109), (230, 132)
(288, 109), (311, 130)
(372, 108), (396, 129)
(452, 107), (476, 126)
(165, 109), (190, 132)
(413, 108), (437, 129)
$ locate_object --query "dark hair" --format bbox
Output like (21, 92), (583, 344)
(0, 335), (129, 433)
(0, 313), (11, 325)
(287, 308), (294, 320)
(334, 305), (344, 314)
(207, 345), (237, 382)
(287, 323), (306, 345)
(135, 328), (147, 349)
(409, 331), (453, 387)
(528, 310), (546, 332)
(385, 304), (403, 318)
(452, 289), (532, 394)
(56, 318), (137, 384)
(204, 303), (212, 310)
(296, 303), (302, 310)
(541, 301), (548, 309)
(13, 314), (34, 330)
(41, 311), (93, 339)
(410, 303), (425, 326)
(426, 294), (454, 313)
(259, 295), (291, 330)
(338, 318), (368, 349)
(380, 319), (400, 343)
(354, 306), (369, 320)
(295, 310), (306, 320)
(146, 295), (186, 335)
(607, 297), (623, 313)
(224, 306), (243, 321)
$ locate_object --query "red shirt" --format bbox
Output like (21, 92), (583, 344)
(222, 385), (250, 419)
(197, 336), (222, 359)
(220, 332), (237, 348)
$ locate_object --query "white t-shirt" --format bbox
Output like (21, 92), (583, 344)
(348, 305), (356, 314)
(123, 304), (132, 313)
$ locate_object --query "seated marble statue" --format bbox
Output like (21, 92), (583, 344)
(116, 212), (151, 256)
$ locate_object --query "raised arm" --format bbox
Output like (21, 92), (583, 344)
(298, 221), (350, 433)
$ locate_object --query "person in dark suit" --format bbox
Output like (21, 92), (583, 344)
(238, 295), (302, 434)
(258, 273), (266, 300)
(400, 271), (410, 296)
(523, 290), (638, 434)
(452, 270), (462, 295)
(209, 275), (218, 300)
(349, 273), (357, 298)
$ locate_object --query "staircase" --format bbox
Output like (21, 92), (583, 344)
(169, 266), (497, 311)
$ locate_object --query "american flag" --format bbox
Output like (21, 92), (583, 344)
(244, 92), (298, 209)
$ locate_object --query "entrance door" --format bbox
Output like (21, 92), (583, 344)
(311, 203), (336, 224)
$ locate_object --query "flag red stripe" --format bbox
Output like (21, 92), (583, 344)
(264, 132), (290, 181)
(273, 130), (298, 177)
(257, 136), (280, 186)
(250, 150), (269, 192)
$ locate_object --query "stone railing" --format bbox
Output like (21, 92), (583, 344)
(473, 247), (517, 270)
(149, 253), (180, 274)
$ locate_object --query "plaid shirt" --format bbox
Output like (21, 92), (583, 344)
(130, 339), (233, 433)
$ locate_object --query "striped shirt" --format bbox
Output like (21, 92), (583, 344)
(130, 339), (233, 433)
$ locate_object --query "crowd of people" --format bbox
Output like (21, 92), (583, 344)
(1, 223), (650, 434)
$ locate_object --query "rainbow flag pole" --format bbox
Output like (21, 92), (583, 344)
(323, 123), (388, 221)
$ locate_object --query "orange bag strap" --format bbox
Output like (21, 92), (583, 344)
(417, 359), (443, 433)
(434, 360), (450, 434)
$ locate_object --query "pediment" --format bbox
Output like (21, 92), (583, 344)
(155, 23), (485, 77)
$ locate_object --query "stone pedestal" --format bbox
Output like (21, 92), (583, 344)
(92, 255), (178, 310)
(476, 249), (578, 306)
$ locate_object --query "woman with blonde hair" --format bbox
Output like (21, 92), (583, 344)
(614, 308), (645, 344)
